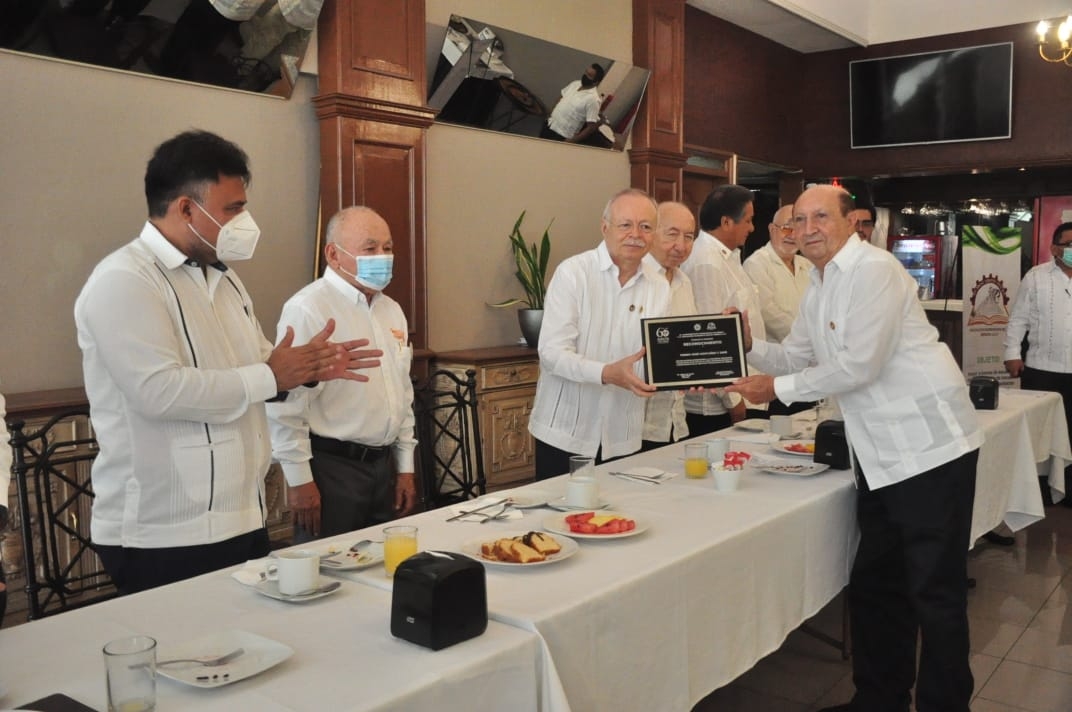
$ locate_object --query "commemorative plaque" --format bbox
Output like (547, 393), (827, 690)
(641, 313), (747, 390)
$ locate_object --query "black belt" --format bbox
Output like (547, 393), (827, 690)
(310, 434), (392, 463)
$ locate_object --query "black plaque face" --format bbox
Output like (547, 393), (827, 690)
(641, 313), (747, 390)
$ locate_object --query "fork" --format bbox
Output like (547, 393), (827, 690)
(477, 503), (510, 523)
(610, 471), (665, 484)
(154, 648), (245, 667)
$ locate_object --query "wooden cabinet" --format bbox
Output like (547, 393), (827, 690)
(435, 346), (539, 490)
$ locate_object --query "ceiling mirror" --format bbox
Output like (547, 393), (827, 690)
(426, 14), (651, 150)
(1, 1), (321, 97)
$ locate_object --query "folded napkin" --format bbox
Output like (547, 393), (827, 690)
(231, 558), (273, 587)
(447, 497), (522, 522)
(729, 431), (778, 444)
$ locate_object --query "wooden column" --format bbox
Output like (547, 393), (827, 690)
(314, 0), (435, 349)
(630, 0), (688, 201)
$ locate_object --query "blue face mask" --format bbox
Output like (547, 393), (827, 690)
(336, 245), (393, 292)
(1061, 246), (1072, 268)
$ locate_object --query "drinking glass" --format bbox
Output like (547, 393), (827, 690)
(103, 635), (156, 712)
(383, 525), (418, 577)
(684, 442), (709, 478)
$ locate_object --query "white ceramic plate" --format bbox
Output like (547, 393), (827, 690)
(734, 418), (770, 432)
(461, 531), (579, 568)
(546, 497), (611, 512)
(252, 578), (340, 603)
(770, 439), (816, 458)
(318, 541), (384, 571)
(759, 462), (831, 477)
(156, 629), (293, 688)
(498, 489), (551, 509)
(542, 511), (649, 540)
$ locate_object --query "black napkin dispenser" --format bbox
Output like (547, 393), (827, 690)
(969, 376), (999, 410)
(813, 419), (851, 470)
(390, 551), (487, 650)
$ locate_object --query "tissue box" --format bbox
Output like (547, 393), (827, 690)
(814, 420), (851, 470)
(969, 377), (999, 410)
(391, 551), (487, 650)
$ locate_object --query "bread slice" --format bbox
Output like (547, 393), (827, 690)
(523, 531), (562, 556)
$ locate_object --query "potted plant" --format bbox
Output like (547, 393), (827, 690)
(489, 211), (552, 347)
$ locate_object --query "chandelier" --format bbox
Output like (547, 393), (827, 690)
(1036, 17), (1072, 65)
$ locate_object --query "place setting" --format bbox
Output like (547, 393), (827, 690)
(231, 549), (343, 603)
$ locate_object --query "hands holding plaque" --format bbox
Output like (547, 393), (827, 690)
(640, 313), (748, 390)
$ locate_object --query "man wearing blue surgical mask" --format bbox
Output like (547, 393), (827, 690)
(1004, 221), (1072, 507)
(268, 207), (419, 540)
(75, 130), (383, 595)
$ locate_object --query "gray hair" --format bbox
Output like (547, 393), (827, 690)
(602, 188), (657, 222)
(326, 205), (380, 245)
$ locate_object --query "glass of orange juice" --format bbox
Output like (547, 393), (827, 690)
(684, 443), (709, 478)
(383, 525), (418, 577)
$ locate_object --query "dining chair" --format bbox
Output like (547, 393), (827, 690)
(411, 369), (487, 509)
(8, 407), (116, 620)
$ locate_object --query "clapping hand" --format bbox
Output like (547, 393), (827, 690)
(268, 319), (383, 391)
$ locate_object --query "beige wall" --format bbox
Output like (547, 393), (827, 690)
(425, 0), (634, 351)
(0, 0), (633, 395)
(0, 50), (320, 394)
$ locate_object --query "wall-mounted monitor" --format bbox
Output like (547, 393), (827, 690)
(849, 42), (1013, 149)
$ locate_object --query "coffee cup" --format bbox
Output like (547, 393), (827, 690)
(713, 468), (741, 493)
(706, 438), (729, 464)
(274, 549), (320, 596)
(565, 474), (599, 508)
(770, 415), (795, 437)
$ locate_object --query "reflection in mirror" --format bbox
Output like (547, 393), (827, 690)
(426, 14), (650, 151)
(1, 0), (322, 98)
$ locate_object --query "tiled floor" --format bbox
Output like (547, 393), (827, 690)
(693, 501), (1072, 711)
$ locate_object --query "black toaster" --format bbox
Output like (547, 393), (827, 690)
(969, 377), (999, 410)
(814, 420), (851, 470)
(391, 551), (487, 650)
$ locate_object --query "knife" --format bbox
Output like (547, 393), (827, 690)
(445, 499), (505, 522)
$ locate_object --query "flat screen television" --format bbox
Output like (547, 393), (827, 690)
(849, 42), (1013, 149)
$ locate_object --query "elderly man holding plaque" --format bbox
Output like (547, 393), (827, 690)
(727, 185), (982, 712)
(639, 201), (698, 450)
(529, 189), (670, 479)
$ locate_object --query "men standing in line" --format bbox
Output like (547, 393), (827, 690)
(75, 130), (382, 594)
(540, 63), (605, 145)
(268, 207), (419, 540)
(679, 184), (764, 433)
(728, 185), (982, 712)
(743, 203), (813, 415)
(529, 189), (670, 479)
(1004, 221), (1072, 504)
(640, 201), (698, 450)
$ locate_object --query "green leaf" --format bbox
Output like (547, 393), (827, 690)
(489, 210), (552, 310)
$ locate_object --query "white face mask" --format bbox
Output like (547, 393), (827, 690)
(335, 245), (394, 292)
(188, 201), (261, 262)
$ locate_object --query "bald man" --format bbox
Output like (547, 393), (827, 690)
(728, 185), (982, 712)
(268, 207), (418, 540)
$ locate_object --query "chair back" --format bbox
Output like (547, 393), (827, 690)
(412, 369), (486, 508)
(8, 407), (116, 620)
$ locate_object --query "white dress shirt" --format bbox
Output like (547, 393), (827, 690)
(547, 80), (601, 138)
(267, 269), (416, 486)
(742, 243), (813, 343)
(1003, 261), (1072, 373)
(749, 236), (983, 489)
(642, 256), (694, 443)
(75, 222), (278, 548)
(680, 230), (763, 415)
(530, 242), (671, 459)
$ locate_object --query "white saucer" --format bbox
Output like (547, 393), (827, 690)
(547, 497), (610, 512)
(252, 578), (340, 602)
(157, 629), (293, 688)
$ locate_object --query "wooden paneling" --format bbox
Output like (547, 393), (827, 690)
(316, 0), (432, 349)
(630, 0), (688, 197)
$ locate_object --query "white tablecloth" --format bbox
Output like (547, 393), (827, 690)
(0, 571), (547, 711)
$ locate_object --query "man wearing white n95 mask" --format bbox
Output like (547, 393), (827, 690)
(75, 130), (382, 595)
(268, 207), (419, 541)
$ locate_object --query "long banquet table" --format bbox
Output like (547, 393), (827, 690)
(1, 389), (1068, 711)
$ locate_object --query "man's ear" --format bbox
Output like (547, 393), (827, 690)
(721, 215), (734, 230)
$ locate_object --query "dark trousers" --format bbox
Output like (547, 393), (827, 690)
(683, 411), (733, 438)
(848, 449), (979, 712)
(767, 398), (816, 416)
(96, 528), (271, 596)
(301, 446), (395, 542)
(1021, 366), (1072, 506)
(533, 439), (627, 480)
(539, 124), (567, 141)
